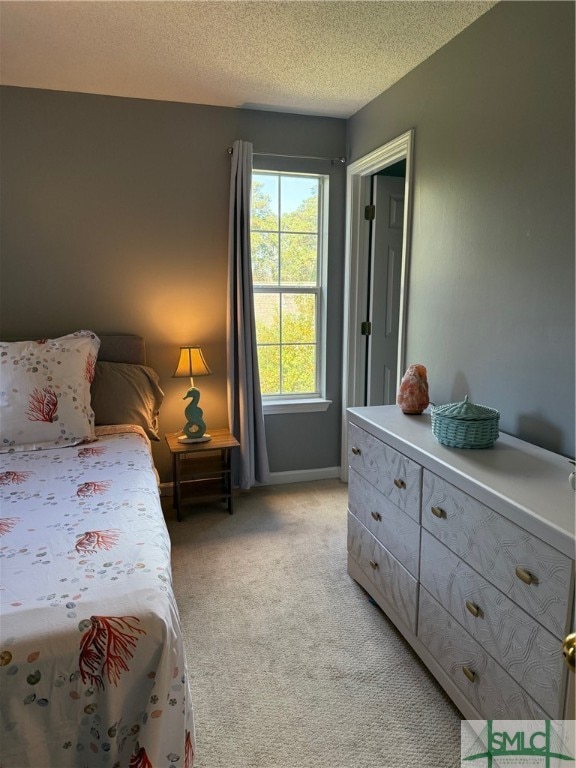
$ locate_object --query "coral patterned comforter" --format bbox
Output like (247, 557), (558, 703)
(0, 426), (194, 768)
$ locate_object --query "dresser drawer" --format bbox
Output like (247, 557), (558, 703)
(420, 530), (566, 717)
(422, 470), (573, 638)
(347, 512), (418, 632)
(348, 423), (422, 522)
(349, 468), (420, 577)
(418, 588), (548, 719)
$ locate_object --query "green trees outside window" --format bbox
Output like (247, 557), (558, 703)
(251, 172), (326, 397)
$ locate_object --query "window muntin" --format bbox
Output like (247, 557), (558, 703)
(251, 171), (327, 399)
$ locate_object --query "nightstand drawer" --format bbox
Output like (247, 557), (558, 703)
(420, 530), (566, 717)
(347, 512), (417, 632)
(349, 468), (420, 577)
(348, 423), (422, 522)
(418, 588), (548, 719)
(422, 469), (572, 638)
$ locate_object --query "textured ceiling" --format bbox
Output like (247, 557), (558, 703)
(0, 1), (497, 118)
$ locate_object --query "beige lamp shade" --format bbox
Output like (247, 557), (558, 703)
(172, 346), (212, 379)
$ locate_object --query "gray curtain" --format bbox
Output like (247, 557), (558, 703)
(227, 139), (270, 488)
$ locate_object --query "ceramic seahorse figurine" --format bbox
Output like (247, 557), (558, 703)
(182, 387), (207, 440)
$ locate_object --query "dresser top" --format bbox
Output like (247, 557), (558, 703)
(348, 406), (575, 557)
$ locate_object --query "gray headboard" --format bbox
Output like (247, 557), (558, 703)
(97, 335), (147, 365)
(3, 333), (147, 366)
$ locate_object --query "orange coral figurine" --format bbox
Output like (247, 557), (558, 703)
(397, 364), (429, 415)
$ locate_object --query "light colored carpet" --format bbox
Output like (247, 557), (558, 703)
(166, 479), (462, 768)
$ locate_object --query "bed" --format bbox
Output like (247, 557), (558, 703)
(0, 332), (195, 768)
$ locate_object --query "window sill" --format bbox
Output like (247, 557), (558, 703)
(263, 398), (332, 415)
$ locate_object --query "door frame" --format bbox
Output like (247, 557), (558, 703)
(340, 130), (415, 481)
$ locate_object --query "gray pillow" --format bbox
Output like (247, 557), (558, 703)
(91, 361), (164, 440)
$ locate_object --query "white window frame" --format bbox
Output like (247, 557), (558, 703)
(251, 170), (331, 415)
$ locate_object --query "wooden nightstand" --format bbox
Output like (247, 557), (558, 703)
(165, 428), (240, 521)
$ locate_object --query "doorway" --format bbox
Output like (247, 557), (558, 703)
(340, 130), (414, 481)
(366, 162), (406, 406)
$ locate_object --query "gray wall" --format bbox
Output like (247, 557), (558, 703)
(349, 0), (575, 457)
(0, 87), (346, 480)
(1, 0), (574, 482)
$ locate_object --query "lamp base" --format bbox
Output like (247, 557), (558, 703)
(178, 434), (212, 444)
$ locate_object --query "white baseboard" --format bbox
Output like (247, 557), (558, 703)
(159, 482), (173, 497)
(267, 466), (341, 485)
(159, 467), (342, 497)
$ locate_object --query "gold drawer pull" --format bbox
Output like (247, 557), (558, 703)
(515, 566), (538, 585)
(351, 446), (361, 456)
(465, 601), (482, 618)
(371, 511), (382, 522)
(462, 666), (477, 683)
(368, 559), (379, 570)
(393, 478), (406, 490)
(431, 506), (446, 519)
(562, 632), (576, 672)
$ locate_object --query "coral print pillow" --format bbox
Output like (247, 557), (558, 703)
(0, 331), (100, 452)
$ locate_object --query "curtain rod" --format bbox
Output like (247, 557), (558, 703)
(227, 146), (346, 164)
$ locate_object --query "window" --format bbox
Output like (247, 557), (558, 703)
(250, 171), (329, 412)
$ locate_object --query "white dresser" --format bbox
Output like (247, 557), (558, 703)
(347, 405), (575, 720)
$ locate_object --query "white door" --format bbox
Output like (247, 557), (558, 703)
(366, 175), (405, 405)
(340, 129), (414, 482)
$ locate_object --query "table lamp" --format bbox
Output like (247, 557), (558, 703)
(173, 346), (212, 443)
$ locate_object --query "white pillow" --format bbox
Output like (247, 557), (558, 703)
(0, 331), (101, 452)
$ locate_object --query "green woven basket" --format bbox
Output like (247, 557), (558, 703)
(431, 395), (499, 449)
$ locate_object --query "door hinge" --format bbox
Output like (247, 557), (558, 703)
(364, 204), (376, 221)
(361, 321), (372, 336)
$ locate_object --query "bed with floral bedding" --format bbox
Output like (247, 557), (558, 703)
(0, 332), (194, 768)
